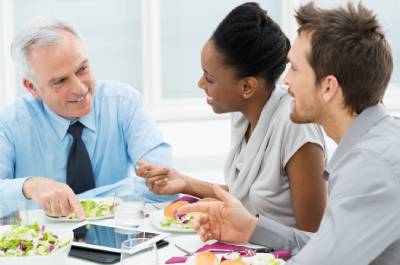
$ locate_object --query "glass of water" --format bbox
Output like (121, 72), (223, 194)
(114, 190), (145, 228)
(120, 238), (158, 265)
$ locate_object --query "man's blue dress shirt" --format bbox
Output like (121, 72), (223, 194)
(0, 80), (176, 205)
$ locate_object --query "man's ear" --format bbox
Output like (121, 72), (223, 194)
(241, 77), (258, 99)
(321, 75), (340, 103)
(23, 79), (40, 98)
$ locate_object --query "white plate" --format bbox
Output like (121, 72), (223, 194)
(185, 253), (286, 265)
(46, 197), (114, 222)
(149, 209), (195, 233)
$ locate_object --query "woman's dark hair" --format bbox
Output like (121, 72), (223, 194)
(211, 2), (290, 89)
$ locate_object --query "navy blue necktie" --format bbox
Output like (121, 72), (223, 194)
(67, 121), (95, 194)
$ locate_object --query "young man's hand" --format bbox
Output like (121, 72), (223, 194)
(178, 184), (258, 243)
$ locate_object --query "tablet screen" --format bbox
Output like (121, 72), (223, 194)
(72, 224), (166, 253)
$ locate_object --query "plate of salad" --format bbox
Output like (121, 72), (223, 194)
(46, 197), (115, 222)
(0, 223), (72, 265)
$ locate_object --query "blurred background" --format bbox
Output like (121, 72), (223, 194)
(0, 0), (399, 184)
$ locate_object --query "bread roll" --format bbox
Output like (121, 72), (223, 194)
(195, 251), (218, 265)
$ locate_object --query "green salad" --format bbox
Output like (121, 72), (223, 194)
(0, 223), (70, 257)
(67, 198), (114, 219)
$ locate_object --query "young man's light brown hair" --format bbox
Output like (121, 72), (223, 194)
(295, 1), (393, 114)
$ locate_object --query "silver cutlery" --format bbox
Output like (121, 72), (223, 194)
(174, 244), (193, 255)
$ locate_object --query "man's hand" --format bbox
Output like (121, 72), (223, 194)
(136, 161), (187, 195)
(22, 177), (84, 220)
(178, 184), (258, 243)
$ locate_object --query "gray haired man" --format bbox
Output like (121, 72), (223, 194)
(0, 18), (175, 218)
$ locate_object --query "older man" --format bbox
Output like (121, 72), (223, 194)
(0, 18), (175, 218)
(180, 2), (400, 264)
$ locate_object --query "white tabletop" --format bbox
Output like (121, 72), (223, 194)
(26, 203), (206, 265)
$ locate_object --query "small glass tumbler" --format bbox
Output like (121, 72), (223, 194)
(120, 238), (158, 265)
(114, 191), (145, 228)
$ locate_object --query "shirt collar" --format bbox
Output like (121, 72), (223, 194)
(78, 108), (96, 133)
(43, 101), (96, 141)
(325, 104), (389, 177)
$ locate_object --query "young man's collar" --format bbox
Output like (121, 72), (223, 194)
(325, 104), (389, 177)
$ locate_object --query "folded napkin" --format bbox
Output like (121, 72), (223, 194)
(165, 242), (291, 264)
(196, 242), (250, 253)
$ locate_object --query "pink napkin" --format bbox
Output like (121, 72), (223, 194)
(268, 251), (291, 260)
(165, 242), (291, 264)
(196, 242), (250, 252)
(165, 256), (188, 264)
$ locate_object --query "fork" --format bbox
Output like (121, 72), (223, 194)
(174, 244), (193, 255)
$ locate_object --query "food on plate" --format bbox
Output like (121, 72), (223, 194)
(164, 201), (189, 218)
(220, 260), (247, 265)
(220, 259), (247, 265)
(195, 251), (219, 265)
(219, 252), (246, 265)
(193, 252), (286, 265)
(161, 199), (197, 229)
(0, 223), (70, 257)
(66, 198), (114, 219)
(251, 253), (285, 265)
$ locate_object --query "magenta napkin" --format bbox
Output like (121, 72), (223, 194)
(269, 251), (291, 261)
(196, 242), (249, 252)
(165, 242), (291, 264)
(165, 256), (188, 264)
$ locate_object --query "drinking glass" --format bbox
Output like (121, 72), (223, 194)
(114, 190), (145, 228)
(0, 200), (27, 226)
(120, 238), (158, 265)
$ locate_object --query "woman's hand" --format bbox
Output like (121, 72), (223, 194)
(136, 161), (187, 194)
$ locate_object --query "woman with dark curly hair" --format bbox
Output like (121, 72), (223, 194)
(138, 2), (327, 232)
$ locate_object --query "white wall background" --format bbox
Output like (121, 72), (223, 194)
(160, 118), (231, 184)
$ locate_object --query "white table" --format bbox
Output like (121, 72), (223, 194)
(27, 203), (205, 265)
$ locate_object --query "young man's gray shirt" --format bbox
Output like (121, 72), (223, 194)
(250, 104), (400, 265)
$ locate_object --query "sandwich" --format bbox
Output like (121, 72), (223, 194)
(163, 200), (189, 219)
(161, 196), (198, 229)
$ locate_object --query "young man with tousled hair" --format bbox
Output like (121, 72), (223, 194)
(179, 2), (400, 264)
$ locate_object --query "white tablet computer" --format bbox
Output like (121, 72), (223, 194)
(71, 223), (169, 253)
